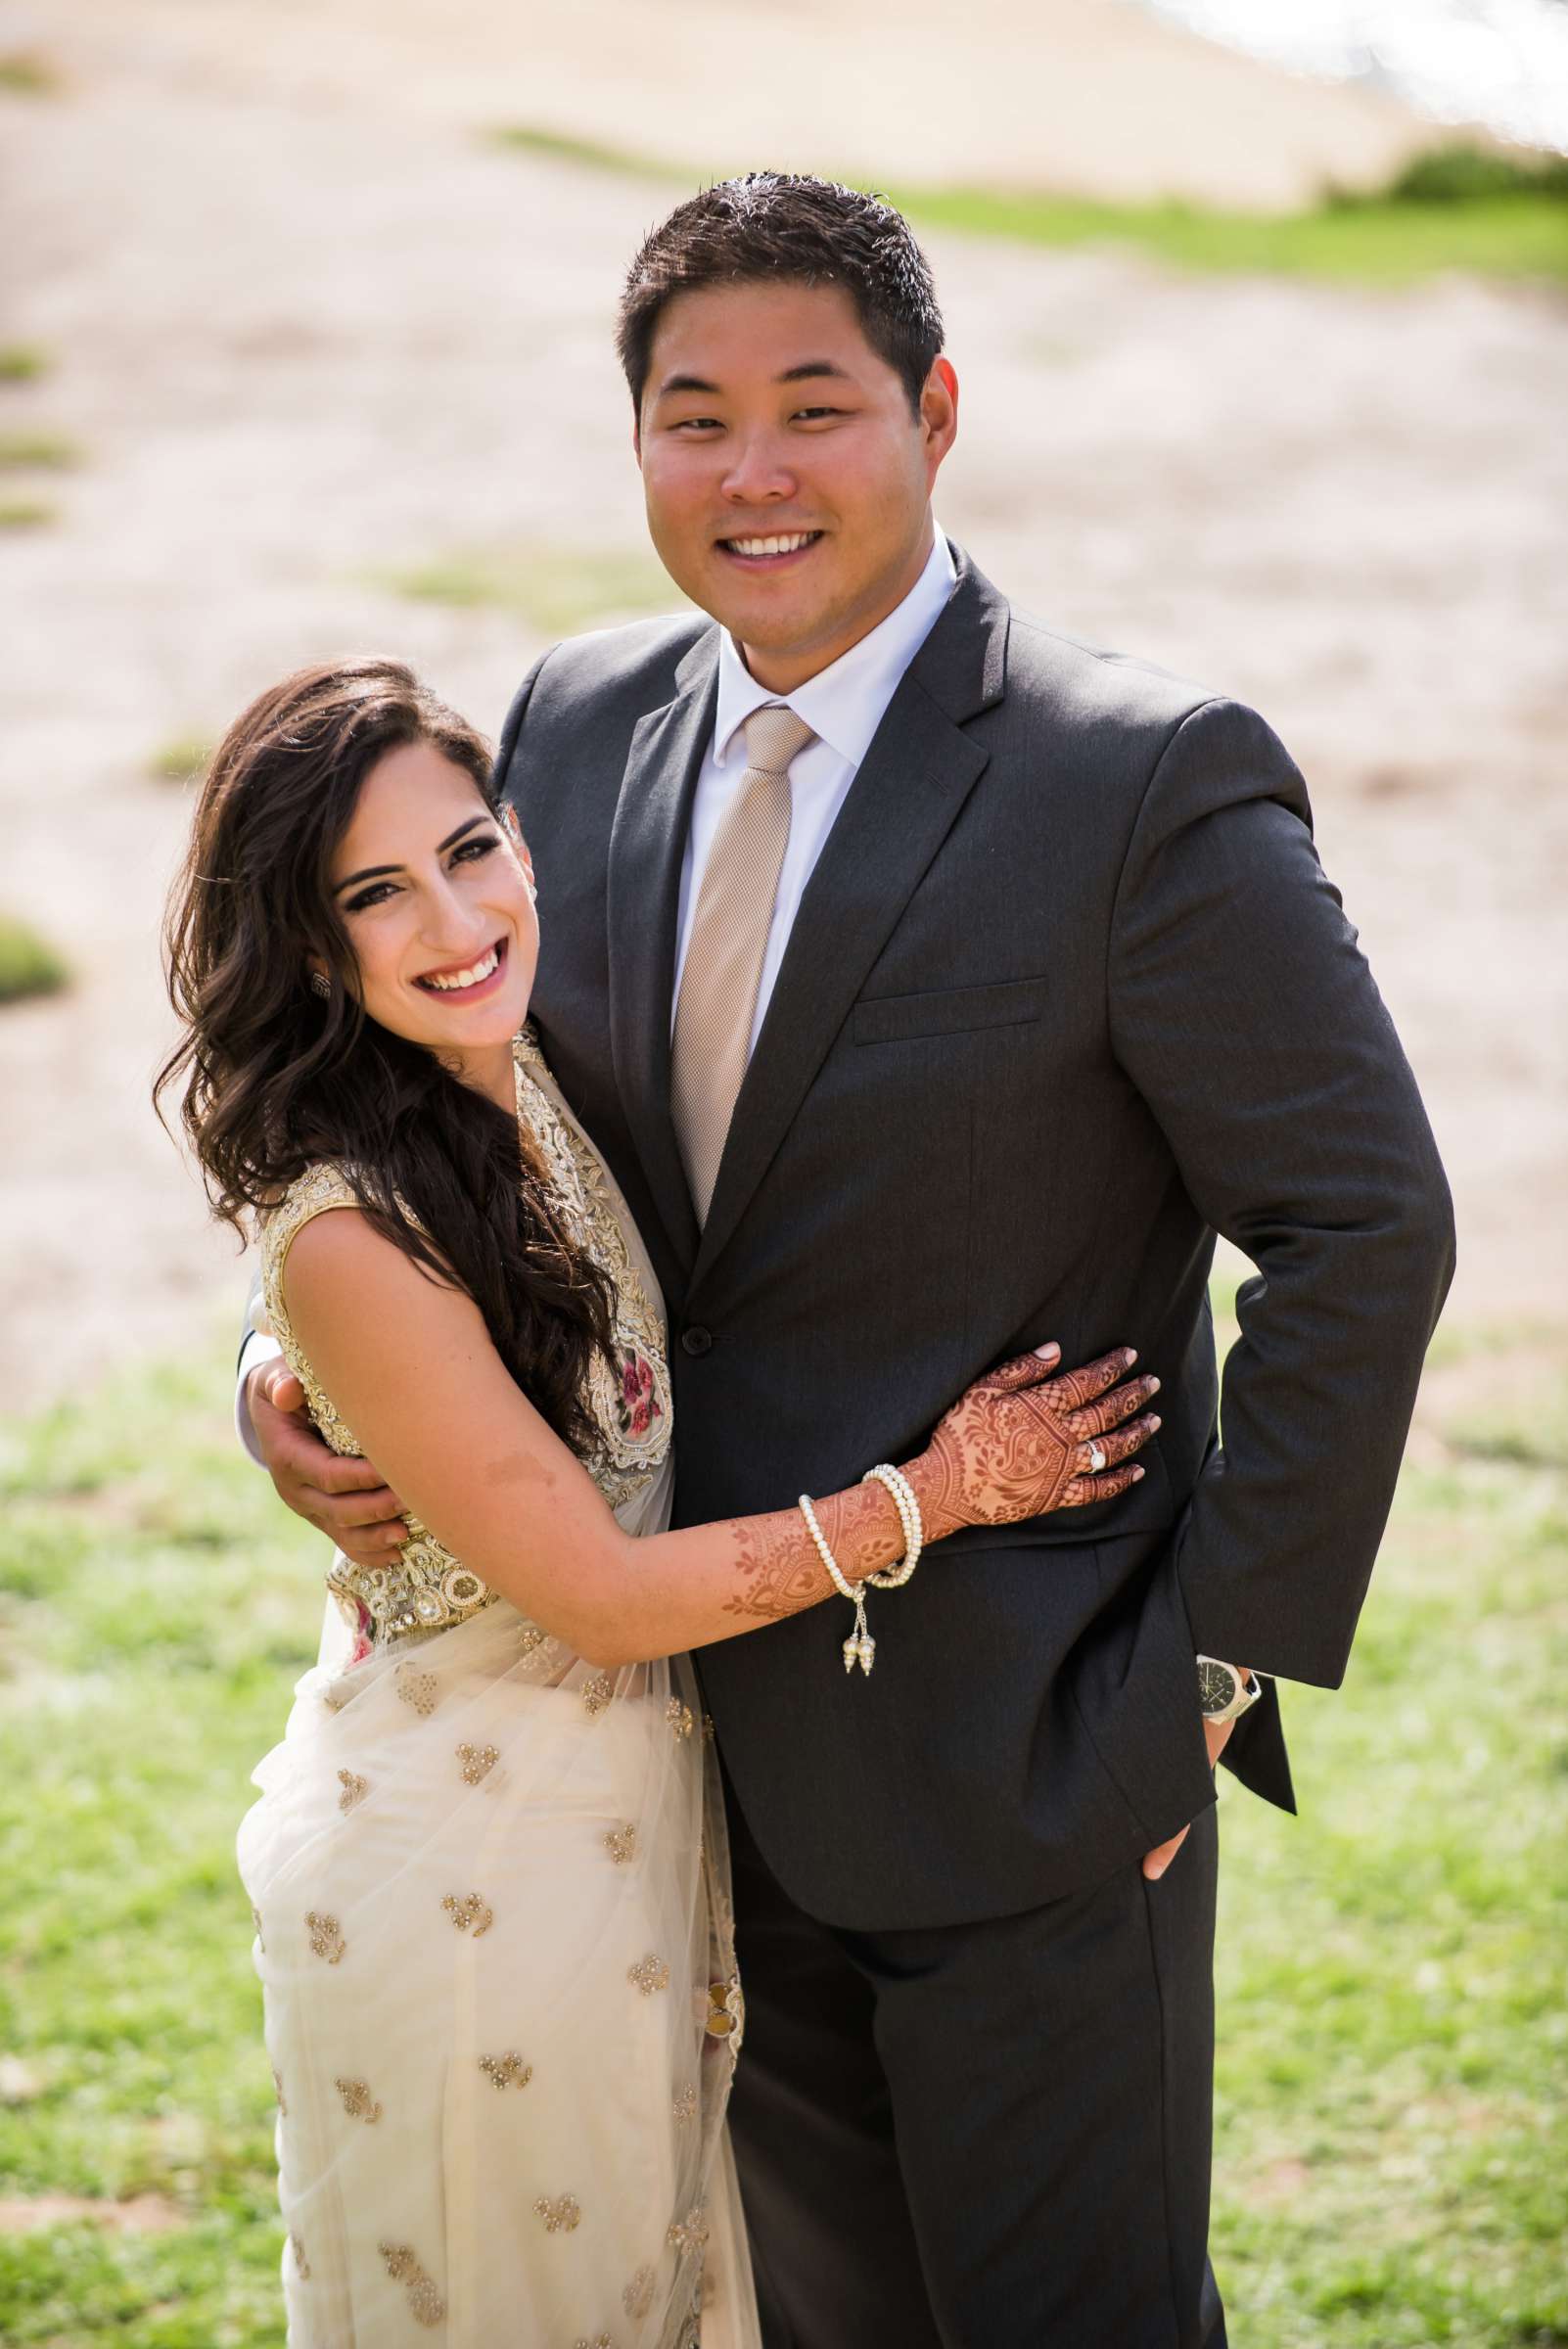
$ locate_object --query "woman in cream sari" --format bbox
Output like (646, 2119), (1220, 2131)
(158, 659), (1158, 2347)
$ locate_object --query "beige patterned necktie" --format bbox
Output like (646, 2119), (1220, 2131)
(670, 703), (816, 1224)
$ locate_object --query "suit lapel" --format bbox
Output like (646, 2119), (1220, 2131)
(605, 628), (719, 1283)
(690, 552), (1010, 1294)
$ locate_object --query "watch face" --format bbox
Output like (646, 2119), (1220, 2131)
(1197, 1658), (1236, 1716)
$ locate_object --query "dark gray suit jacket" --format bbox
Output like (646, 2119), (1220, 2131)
(497, 546), (1454, 1931)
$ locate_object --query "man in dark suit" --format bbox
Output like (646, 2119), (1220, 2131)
(245, 175), (1453, 2343)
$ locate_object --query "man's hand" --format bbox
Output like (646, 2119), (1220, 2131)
(1141, 1711), (1237, 1881)
(248, 1359), (408, 1566)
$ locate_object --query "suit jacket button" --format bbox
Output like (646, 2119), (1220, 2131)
(681, 1325), (713, 1358)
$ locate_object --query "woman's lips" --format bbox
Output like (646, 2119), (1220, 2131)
(414, 935), (509, 1001)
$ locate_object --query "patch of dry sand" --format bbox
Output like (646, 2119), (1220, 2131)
(0, 1), (1563, 1414)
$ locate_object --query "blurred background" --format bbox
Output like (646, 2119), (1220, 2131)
(1, 2), (1564, 2343)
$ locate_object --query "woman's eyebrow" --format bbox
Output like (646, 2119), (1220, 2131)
(335, 815), (491, 894)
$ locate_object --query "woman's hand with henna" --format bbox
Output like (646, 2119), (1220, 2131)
(904, 1342), (1161, 1544)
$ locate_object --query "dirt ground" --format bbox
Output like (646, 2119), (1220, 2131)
(1, 0), (1564, 1416)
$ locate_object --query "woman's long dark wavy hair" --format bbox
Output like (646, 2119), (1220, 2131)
(157, 658), (616, 1454)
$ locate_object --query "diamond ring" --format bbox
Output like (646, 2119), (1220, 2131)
(1088, 1443), (1107, 1473)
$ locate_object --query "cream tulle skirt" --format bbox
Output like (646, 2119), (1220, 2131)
(238, 1595), (758, 2348)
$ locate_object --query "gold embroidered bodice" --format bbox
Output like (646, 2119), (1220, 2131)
(257, 1027), (672, 1655)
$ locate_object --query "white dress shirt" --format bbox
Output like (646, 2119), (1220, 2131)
(238, 529), (957, 1452)
(672, 528), (956, 1057)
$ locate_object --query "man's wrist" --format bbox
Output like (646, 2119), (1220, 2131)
(1196, 1655), (1265, 1724)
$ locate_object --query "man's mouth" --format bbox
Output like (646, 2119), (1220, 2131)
(414, 936), (508, 999)
(715, 530), (824, 567)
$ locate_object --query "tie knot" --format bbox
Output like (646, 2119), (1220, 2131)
(742, 704), (815, 778)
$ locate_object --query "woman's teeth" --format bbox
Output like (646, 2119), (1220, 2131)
(420, 945), (500, 993)
(727, 532), (818, 557)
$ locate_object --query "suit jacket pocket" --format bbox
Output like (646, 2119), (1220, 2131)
(852, 974), (1047, 1046)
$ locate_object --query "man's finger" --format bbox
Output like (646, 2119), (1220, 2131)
(1142, 1823), (1190, 1880)
(255, 1362), (306, 1416)
(310, 1450), (404, 1499)
(330, 1523), (412, 1566)
(312, 1485), (407, 1534)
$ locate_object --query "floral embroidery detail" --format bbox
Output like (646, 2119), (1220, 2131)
(705, 1975), (745, 2050)
(533, 2193), (581, 2234)
(380, 2241), (445, 2326)
(337, 1769), (368, 1812)
(627, 1954), (669, 1997)
(667, 2205), (710, 2257)
(441, 1892), (492, 1938)
(672, 2082), (698, 2124)
(478, 2051), (532, 2091)
(441, 1568), (484, 1608)
(251, 1905), (265, 1952)
(335, 2076), (383, 2123)
(617, 1349), (663, 1442)
(396, 1667), (438, 1718)
(701, 1713), (716, 1744)
(305, 1911), (346, 1964)
(623, 2267), (656, 2321)
(603, 1824), (637, 1865)
(575, 2335), (614, 2349)
(666, 1698), (695, 1741)
(290, 2232), (310, 2279)
(518, 1625), (546, 1657)
(272, 2066), (287, 2115)
(457, 1742), (498, 1786)
(582, 1672), (614, 1719)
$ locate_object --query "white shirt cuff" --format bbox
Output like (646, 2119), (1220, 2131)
(236, 1326), (283, 1465)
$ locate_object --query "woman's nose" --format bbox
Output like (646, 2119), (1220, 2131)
(420, 877), (490, 951)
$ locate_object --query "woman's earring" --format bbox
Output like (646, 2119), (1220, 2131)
(309, 971), (331, 1000)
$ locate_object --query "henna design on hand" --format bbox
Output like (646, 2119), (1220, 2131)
(907, 1348), (1160, 1543)
(724, 1483), (903, 1622)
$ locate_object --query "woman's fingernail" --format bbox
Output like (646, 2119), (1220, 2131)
(1148, 1415), (1162, 1433)
(1131, 1465), (1145, 1480)
(1124, 1348), (1138, 1365)
(1034, 1342), (1059, 1359)
(1148, 1376), (1161, 1393)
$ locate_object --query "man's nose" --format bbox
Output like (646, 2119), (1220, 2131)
(719, 431), (797, 505)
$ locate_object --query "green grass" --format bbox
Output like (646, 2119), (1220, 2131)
(0, 498), (57, 530)
(0, 432), (80, 471)
(0, 347), (51, 385)
(0, 1321), (1564, 2343)
(0, 913), (69, 1004)
(490, 129), (1568, 286)
(0, 52), (60, 97)
(378, 540), (686, 633)
(147, 738), (215, 789)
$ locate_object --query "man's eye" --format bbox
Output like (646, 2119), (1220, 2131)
(671, 417), (720, 433)
(794, 407), (844, 423)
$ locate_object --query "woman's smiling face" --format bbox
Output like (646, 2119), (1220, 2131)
(326, 740), (537, 1075)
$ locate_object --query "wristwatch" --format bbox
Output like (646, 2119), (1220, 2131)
(1196, 1656), (1264, 1725)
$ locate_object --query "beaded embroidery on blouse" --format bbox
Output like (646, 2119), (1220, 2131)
(256, 1025), (670, 1655)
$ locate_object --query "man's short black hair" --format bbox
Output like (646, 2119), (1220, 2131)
(617, 172), (945, 420)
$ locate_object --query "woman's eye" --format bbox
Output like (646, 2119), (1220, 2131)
(452, 836), (498, 867)
(346, 882), (396, 913)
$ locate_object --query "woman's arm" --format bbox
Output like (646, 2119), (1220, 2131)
(283, 1209), (1156, 1665)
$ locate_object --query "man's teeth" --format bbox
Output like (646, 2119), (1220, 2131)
(728, 532), (816, 557)
(422, 946), (499, 992)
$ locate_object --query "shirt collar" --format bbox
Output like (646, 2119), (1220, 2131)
(712, 529), (957, 771)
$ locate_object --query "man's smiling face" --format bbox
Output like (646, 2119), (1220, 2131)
(635, 278), (957, 694)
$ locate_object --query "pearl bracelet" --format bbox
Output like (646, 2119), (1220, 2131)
(862, 1463), (923, 1589)
(797, 1494), (876, 1677)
